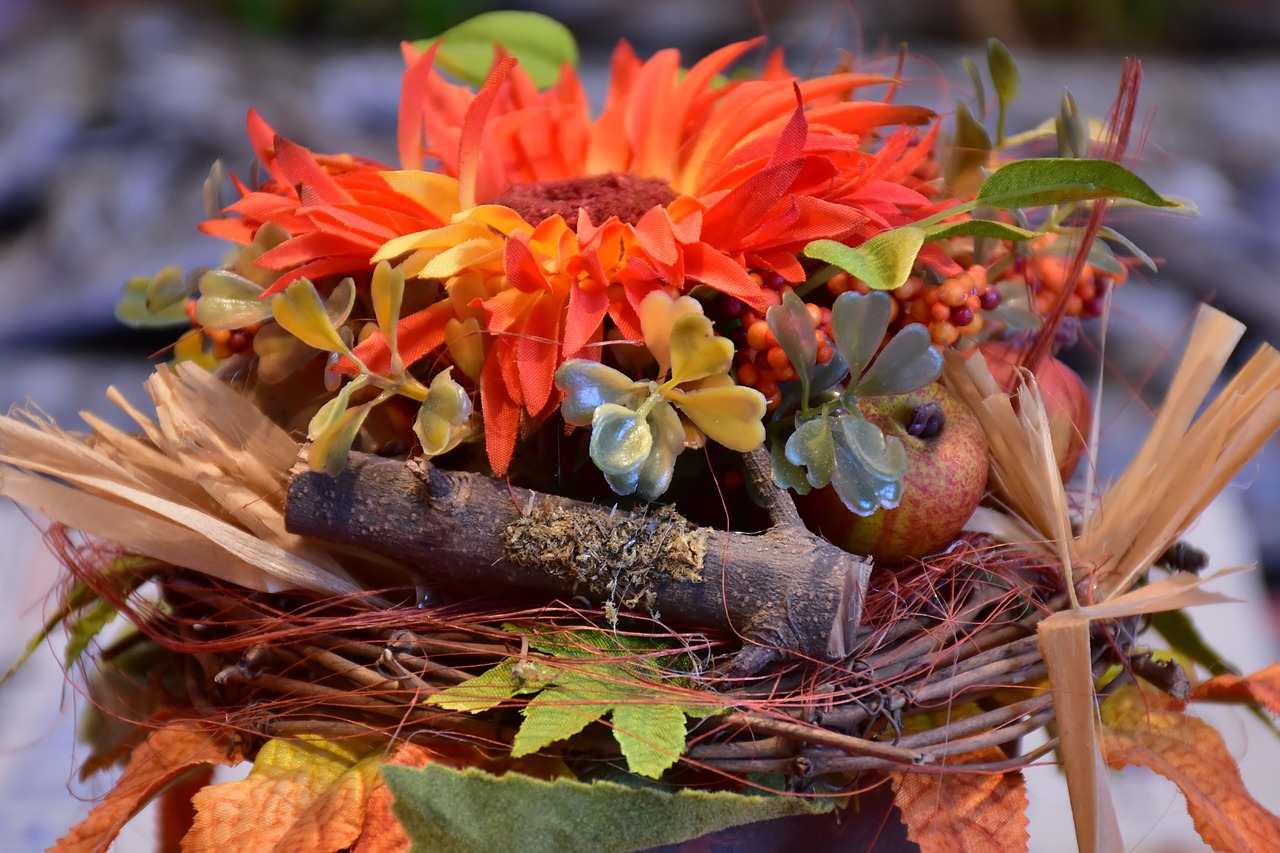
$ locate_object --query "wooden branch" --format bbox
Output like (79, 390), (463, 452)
(284, 451), (872, 674)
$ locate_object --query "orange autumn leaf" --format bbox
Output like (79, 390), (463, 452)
(1189, 663), (1280, 716)
(1100, 683), (1280, 852)
(52, 721), (240, 853)
(353, 741), (435, 853)
(183, 736), (382, 853)
(889, 746), (1029, 853)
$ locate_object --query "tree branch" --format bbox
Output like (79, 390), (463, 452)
(284, 452), (872, 674)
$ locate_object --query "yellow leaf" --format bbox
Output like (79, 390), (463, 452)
(370, 260), (406, 375)
(667, 312), (734, 386)
(271, 278), (354, 356)
(665, 384), (766, 452)
(1100, 684), (1280, 852)
(51, 722), (241, 853)
(889, 746), (1029, 853)
(638, 291), (705, 376)
(184, 736), (382, 853)
(1190, 663), (1280, 716)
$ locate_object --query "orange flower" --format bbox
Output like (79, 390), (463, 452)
(203, 39), (954, 475)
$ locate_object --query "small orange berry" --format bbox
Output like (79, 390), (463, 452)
(736, 361), (760, 388)
(930, 321), (960, 347)
(746, 320), (775, 352)
(766, 346), (792, 372)
(938, 276), (971, 307)
(806, 303), (823, 327)
(930, 302), (952, 323)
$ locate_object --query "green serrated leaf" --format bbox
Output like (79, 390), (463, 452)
(854, 324), (942, 398)
(385, 763), (833, 853)
(412, 11), (578, 89)
(784, 414), (835, 490)
(829, 411), (906, 516)
(806, 227), (925, 293)
(430, 660), (524, 713)
(923, 219), (1042, 244)
(766, 290), (817, 403)
(987, 38), (1019, 145)
(830, 291), (892, 386)
(512, 681), (609, 758)
(610, 700), (692, 779)
(977, 158), (1181, 210)
(945, 101), (992, 195)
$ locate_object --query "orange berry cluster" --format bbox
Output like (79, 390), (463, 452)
(1021, 253), (1116, 320)
(722, 273), (837, 411)
(825, 265), (1001, 348)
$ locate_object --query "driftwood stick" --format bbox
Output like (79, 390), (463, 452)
(285, 451), (873, 673)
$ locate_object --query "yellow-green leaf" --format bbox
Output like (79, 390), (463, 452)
(308, 397), (380, 476)
(370, 260), (406, 375)
(589, 403), (652, 477)
(411, 11), (578, 90)
(414, 369), (474, 456)
(271, 278), (354, 356)
(977, 158), (1181, 210)
(805, 227), (926, 292)
(666, 384), (765, 453)
(195, 270), (272, 330)
(667, 313), (734, 386)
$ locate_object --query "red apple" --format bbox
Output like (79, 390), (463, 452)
(979, 340), (1092, 482)
(795, 382), (989, 564)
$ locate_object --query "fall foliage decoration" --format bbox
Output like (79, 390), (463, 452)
(3, 12), (1279, 853)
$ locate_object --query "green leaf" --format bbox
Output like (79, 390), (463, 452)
(770, 437), (812, 495)
(431, 660), (528, 714)
(1056, 90), (1086, 158)
(412, 11), (578, 90)
(385, 763), (833, 853)
(306, 374), (368, 441)
(962, 55), (985, 118)
(556, 360), (646, 426)
(805, 227), (925, 292)
(854, 325), (942, 398)
(414, 369), (474, 456)
(988, 39), (1020, 145)
(635, 400), (685, 501)
(194, 270), (272, 330)
(589, 403), (653, 478)
(829, 412), (906, 516)
(64, 598), (119, 669)
(308, 396), (380, 476)
(1098, 225), (1159, 271)
(512, 683), (603, 758)
(945, 101), (992, 194)
(976, 158), (1181, 210)
(370, 260), (406, 375)
(923, 219), (1043, 244)
(1149, 609), (1238, 678)
(766, 290), (817, 403)
(145, 265), (197, 315)
(611, 700), (694, 779)
(784, 414), (835, 490)
(116, 275), (191, 328)
(271, 278), (354, 356)
(830, 291), (892, 386)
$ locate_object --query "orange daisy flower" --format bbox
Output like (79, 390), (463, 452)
(203, 38), (955, 475)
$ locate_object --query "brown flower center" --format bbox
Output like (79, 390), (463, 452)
(494, 172), (677, 229)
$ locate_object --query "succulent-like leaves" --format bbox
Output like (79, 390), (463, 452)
(667, 313), (734, 386)
(307, 395), (384, 477)
(830, 411), (907, 516)
(370, 260), (406, 376)
(590, 404), (653, 478)
(767, 290), (818, 402)
(831, 291), (893, 384)
(271, 278), (354, 357)
(639, 293), (705, 377)
(194, 270), (272, 331)
(785, 414), (835, 489)
(414, 369), (475, 456)
(854, 324), (942, 398)
(555, 360), (645, 426)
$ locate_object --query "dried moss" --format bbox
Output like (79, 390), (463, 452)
(502, 502), (705, 624)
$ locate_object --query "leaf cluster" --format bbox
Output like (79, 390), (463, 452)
(430, 626), (722, 778)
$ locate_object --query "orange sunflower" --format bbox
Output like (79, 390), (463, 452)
(203, 38), (957, 475)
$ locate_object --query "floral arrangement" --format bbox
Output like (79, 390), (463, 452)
(4, 11), (1280, 852)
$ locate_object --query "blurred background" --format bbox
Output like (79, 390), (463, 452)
(1, 1), (1279, 850)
